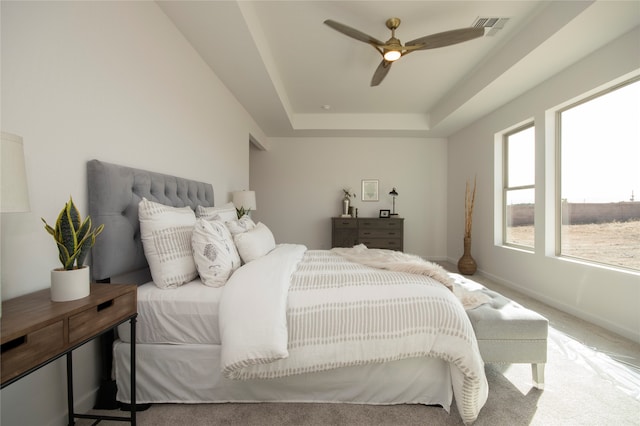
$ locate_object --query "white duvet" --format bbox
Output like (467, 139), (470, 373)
(219, 244), (488, 424)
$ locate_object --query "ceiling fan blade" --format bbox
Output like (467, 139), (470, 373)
(406, 27), (484, 50)
(371, 60), (392, 86)
(324, 20), (384, 46)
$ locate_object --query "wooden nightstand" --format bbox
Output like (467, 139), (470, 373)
(1, 283), (138, 425)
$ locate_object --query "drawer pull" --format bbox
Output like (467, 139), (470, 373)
(97, 300), (114, 311)
(2, 336), (26, 353)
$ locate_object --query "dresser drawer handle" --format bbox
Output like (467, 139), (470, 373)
(1, 336), (26, 353)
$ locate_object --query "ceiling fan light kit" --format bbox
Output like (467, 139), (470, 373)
(324, 17), (485, 86)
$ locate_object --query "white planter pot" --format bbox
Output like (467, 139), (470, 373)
(51, 266), (90, 302)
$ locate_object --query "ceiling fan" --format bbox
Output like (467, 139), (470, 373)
(324, 18), (485, 86)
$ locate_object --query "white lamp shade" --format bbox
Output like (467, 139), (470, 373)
(1, 132), (31, 213)
(232, 190), (256, 211)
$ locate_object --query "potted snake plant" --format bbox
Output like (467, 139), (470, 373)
(42, 196), (104, 301)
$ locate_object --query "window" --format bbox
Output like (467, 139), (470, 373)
(503, 124), (535, 248)
(558, 78), (640, 271)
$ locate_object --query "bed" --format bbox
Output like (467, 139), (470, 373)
(87, 159), (488, 424)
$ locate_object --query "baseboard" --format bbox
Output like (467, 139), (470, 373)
(476, 268), (639, 344)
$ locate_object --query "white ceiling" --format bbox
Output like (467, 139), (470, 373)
(157, 1), (640, 138)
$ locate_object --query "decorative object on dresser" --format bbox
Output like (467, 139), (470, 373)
(1, 283), (138, 425)
(361, 179), (379, 201)
(389, 187), (399, 215)
(232, 190), (256, 218)
(379, 209), (390, 218)
(458, 176), (477, 275)
(332, 217), (404, 251)
(42, 196), (104, 301)
(340, 188), (355, 217)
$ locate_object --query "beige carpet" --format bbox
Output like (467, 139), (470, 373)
(80, 277), (640, 425)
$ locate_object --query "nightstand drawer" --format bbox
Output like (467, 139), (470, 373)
(1, 321), (64, 383)
(69, 291), (136, 344)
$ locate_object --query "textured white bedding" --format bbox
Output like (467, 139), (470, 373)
(220, 245), (487, 424)
(114, 245), (487, 423)
(118, 278), (223, 344)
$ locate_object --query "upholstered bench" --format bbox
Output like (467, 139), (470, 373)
(451, 273), (549, 389)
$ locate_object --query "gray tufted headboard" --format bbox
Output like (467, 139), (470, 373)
(87, 160), (214, 282)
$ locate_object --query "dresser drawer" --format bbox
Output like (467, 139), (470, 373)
(359, 228), (402, 239)
(359, 219), (402, 230)
(69, 291), (136, 344)
(333, 218), (357, 229)
(1, 321), (64, 383)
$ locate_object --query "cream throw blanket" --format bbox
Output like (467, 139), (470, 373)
(331, 244), (490, 310)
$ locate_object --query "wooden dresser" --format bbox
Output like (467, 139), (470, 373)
(332, 217), (404, 251)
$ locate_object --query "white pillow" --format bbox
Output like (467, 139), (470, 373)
(225, 215), (256, 236)
(192, 218), (241, 287)
(139, 197), (197, 289)
(196, 202), (237, 222)
(233, 222), (276, 263)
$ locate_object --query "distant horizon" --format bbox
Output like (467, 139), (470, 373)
(510, 199), (640, 206)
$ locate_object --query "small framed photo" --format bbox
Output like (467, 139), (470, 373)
(362, 179), (379, 202)
(379, 209), (390, 218)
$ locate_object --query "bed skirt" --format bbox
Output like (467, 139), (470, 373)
(113, 340), (453, 409)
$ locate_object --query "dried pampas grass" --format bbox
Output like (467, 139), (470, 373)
(464, 177), (476, 238)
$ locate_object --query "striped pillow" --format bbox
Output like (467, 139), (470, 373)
(139, 198), (197, 289)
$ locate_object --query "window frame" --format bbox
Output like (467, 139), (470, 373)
(555, 76), (640, 271)
(502, 122), (536, 250)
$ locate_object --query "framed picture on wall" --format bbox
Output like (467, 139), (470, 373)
(361, 179), (379, 201)
(379, 209), (390, 218)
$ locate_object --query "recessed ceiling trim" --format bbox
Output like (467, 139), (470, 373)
(292, 113), (431, 131)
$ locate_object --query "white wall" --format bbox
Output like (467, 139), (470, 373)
(250, 137), (448, 260)
(1, 2), (263, 425)
(447, 27), (640, 343)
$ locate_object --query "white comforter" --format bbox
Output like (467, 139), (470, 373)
(219, 244), (488, 424)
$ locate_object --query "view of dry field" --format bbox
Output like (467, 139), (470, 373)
(508, 220), (640, 270)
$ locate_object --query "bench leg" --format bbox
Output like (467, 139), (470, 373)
(532, 363), (545, 389)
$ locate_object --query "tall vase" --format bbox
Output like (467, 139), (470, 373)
(457, 236), (477, 275)
(342, 197), (350, 216)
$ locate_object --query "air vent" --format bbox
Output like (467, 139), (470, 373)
(472, 17), (509, 36)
